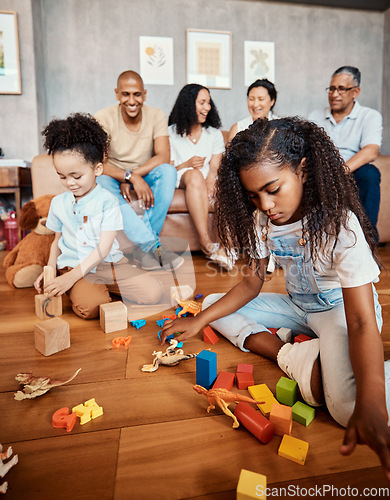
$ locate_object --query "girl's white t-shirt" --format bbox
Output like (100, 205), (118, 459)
(254, 211), (380, 290)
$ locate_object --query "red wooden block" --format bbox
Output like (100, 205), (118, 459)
(213, 371), (235, 390)
(234, 402), (275, 444)
(236, 371), (254, 390)
(268, 327), (278, 336)
(237, 363), (253, 374)
(203, 326), (219, 344)
(294, 334), (312, 343)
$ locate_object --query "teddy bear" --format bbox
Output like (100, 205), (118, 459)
(3, 195), (55, 288)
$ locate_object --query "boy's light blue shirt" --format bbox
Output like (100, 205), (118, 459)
(46, 184), (124, 272)
(308, 101), (382, 163)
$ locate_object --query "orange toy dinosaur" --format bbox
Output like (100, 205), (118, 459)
(173, 293), (202, 317)
(193, 384), (263, 428)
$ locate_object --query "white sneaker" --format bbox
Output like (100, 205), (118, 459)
(277, 339), (322, 407)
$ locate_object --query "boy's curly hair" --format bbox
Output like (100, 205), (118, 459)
(168, 84), (222, 136)
(42, 112), (110, 164)
(215, 116), (379, 264)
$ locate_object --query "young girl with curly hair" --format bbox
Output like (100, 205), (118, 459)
(162, 117), (390, 477)
(168, 84), (235, 270)
(34, 112), (164, 318)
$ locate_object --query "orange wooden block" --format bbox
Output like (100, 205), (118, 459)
(213, 371), (235, 390)
(269, 402), (293, 436)
(237, 363), (253, 374)
(34, 317), (70, 356)
(203, 326), (219, 344)
(236, 371), (254, 390)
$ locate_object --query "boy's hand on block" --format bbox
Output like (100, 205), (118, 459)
(160, 316), (203, 345)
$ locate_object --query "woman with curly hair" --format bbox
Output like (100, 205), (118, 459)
(168, 84), (235, 270)
(34, 112), (164, 318)
(162, 117), (390, 477)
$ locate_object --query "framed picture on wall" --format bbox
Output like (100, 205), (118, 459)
(186, 29), (231, 89)
(0, 10), (21, 94)
(244, 41), (275, 87)
(139, 36), (174, 85)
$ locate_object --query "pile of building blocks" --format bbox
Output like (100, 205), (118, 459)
(99, 301), (128, 333)
(236, 364), (254, 390)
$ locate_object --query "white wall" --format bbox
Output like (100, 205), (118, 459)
(0, 0), (387, 160)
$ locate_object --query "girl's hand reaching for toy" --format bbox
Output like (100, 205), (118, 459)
(340, 403), (390, 481)
(34, 272), (44, 293)
(160, 316), (204, 344)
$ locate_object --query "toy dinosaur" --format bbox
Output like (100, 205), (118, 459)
(14, 368), (81, 400)
(172, 292), (202, 317)
(193, 384), (264, 428)
(0, 444), (18, 494)
(142, 339), (197, 372)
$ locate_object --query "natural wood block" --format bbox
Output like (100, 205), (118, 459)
(43, 265), (56, 285)
(99, 302), (128, 333)
(35, 294), (62, 319)
(34, 317), (70, 356)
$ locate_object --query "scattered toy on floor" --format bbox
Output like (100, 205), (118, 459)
(130, 319), (146, 329)
(142, 339), (197, 372)
(193, 384), (263, 428)
(172, 292), (202, 317)
(112, 336), (132, 348)
(14, 368), (81, 400)
(0, 444), (18, 494)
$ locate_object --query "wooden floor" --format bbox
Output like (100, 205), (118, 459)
(1, 248), (390, 499)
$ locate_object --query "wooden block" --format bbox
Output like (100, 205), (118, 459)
(43, 265), (56, 285)
(196, 350), (217, 389)
(170, 285), (194, 307)
(34, 317), (70, 356)
(203, 326), (219, 344)
(278, 434), (309, 465)
(237, 363), (253, 374)
(294, 333), (312, 343)
(35, 294), (62, 319)
(270, 402), (292, 436)
(276, 327), (292, 343)
(276, 376), (298, 406)
(99, 302), (128, 333)
(236, 372), (254, 390)
(292, 401), (315, 426)
(248, 383), (279, 417)
(236, 469), (267, 500)
(213, 371), (235, 390)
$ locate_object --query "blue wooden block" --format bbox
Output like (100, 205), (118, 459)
(196, 350), (217, 389)
(131, 319), (146, 329)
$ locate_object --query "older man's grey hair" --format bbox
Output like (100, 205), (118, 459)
(332, 66), (361, 87)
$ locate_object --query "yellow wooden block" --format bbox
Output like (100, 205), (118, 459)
(248, 384), (279, 416)
(85, 398), (103, 419)
(236, 469), (267, 500)
(72, 403), (92, 425)
(278, 434), (309, 465)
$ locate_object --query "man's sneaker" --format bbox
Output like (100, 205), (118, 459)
(133, 247), (161, 271)
(152, 245), (184, 271)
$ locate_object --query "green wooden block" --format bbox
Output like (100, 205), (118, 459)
(292, 401), (315, 426)
(276, 376), (298, 406)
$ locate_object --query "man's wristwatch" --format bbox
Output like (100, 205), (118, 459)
(124, 170), (133, 183)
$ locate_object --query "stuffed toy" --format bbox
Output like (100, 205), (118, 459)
(3, 195), (55, 288)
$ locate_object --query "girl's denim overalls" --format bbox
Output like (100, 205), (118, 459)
(203, 231), (385, 427)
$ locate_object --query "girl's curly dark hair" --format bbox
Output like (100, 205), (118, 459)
(215, 116), (379, 265)
(42, 112), (110, 164)
(168, 84), (222, 136)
